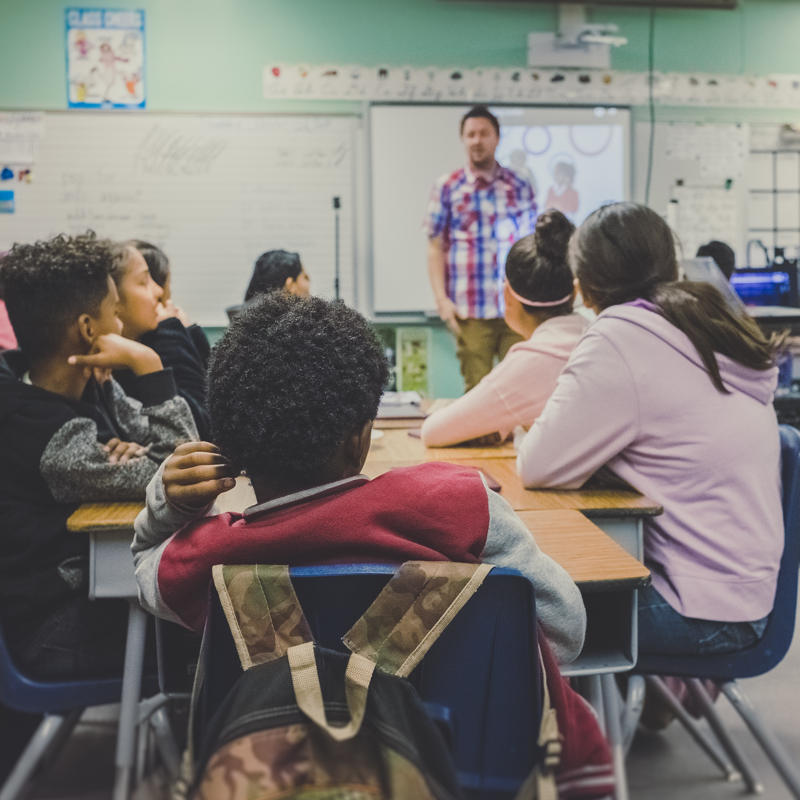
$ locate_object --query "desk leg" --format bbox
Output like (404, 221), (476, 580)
(112, 601), (147, 800)
(601, 673), (629, 800)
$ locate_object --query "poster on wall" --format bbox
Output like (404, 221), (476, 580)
(66, 8), (145, 109)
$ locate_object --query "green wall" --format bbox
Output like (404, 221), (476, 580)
(3, 0), (800, 398)
(2, 0), (800, 113)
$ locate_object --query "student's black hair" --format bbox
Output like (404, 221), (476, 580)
(207, 292), (389, 480)
(505, 210), (575, 318)
(130, 240), (170, 288)
(244, 250), (302, 301)
(570, 202), (775, 393)
(696, 240), (736, 281)
(460, 105), (500, 137)
(1, 232), (113, 360)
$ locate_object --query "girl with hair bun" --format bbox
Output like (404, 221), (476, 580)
(518, 202), (782, 656)
(421, 210), (589, 447)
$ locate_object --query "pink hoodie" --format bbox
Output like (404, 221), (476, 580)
(421, 313), (589, 446)
(518, 304), (783, 623)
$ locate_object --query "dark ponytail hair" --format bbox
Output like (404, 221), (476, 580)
(505, 210), (575, 317)
(571, 202), (776, 393)
(130, 240), (170, 288)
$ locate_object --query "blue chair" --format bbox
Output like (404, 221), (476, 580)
(633, 424), (800, 798)
(0, 620), (123, 800)
(195, 565), (543, 800)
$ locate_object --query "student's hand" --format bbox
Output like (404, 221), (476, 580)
(68, 334), (163, 376)
(157, 300), (192, 328)
(163, 442), (238, 511)
(104, 438), (150, 464)
(436, 297), (462, 337)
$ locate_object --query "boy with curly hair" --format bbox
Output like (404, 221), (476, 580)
(0, 232), (197, 681)
(133, 292), (585, 664)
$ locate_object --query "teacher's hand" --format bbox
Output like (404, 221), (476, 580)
(437, 297), (463, 337)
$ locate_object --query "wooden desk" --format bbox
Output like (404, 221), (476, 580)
(366, 427), (516, 463)
(522, 510), (649, 593)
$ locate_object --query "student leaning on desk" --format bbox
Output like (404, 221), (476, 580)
(518, 202), (783, 658)
(0, 233), (198, 684)
(132, 291), (586, 665)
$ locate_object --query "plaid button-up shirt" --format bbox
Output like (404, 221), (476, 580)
(424, 165), (537, 319)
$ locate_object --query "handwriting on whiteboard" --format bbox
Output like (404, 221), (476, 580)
(134, 126), (228, 176)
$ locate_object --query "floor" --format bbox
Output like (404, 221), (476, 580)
(27, 598), (800, 800)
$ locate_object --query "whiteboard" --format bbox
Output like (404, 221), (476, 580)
(0, 112), (356, 326)
(370, 104), (630, 314)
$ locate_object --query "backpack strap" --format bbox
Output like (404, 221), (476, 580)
(287, 642), (376, 742)
(343, 561), (494, 677)
(211, 564), (313, 670)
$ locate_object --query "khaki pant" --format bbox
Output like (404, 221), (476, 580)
(456, 317), (524, 392)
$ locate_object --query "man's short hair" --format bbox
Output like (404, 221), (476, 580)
(208, 292), (389, 480)
(460, 105), (500, 137)
(245, 249), (302, 301)
(2, 232), (113, 360)
(696, 240), (736, 281)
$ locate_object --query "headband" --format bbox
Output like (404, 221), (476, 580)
(506, 280), (572, 308)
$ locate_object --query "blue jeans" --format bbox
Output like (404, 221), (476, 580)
(638, 584), (769, 656)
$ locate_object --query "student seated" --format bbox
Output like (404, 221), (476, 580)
(133, 293), (586, 665)
(131, 239), (211, 365)
(110, 241), (212, 440)
(225, 249), (310, 321)
(421, 211), (588, 447)
(0, 232), (198, 679)
(518, 203), (782, 656)
(696, 240), (736, 281)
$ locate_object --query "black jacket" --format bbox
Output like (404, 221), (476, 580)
(115, 318), (211, 440)
(0, 351), (196, 642)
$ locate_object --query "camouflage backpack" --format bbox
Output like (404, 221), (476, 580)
(180, 561), (561, 800)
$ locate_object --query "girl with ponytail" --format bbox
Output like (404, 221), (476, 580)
(421, 210), (589, 447)
(518, 202), (782, 656)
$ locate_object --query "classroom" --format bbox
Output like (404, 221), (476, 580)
(1, 1), (800, 799)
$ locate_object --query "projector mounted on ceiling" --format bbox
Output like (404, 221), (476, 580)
(529, 4), (629, 70)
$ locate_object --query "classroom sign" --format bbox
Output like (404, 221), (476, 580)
(66, 9), (145, 109)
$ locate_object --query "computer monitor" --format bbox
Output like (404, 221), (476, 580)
(730, 266), (799, 308)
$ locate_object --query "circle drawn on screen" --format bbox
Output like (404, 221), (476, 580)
(569, 125), (613, 157)
(523, 127), (551, 156)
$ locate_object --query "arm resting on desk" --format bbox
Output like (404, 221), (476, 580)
(517, 330), (637, 489)
(481, 482), (586, 665)
(132, 460), (218, 624)
(41, 386), (196, 505)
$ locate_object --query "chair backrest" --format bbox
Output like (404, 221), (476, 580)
(0, 618), (122, 714)
(197, 564), (542, 798)
(636, 424), (800, 679)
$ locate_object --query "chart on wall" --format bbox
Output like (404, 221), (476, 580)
(370, 104), (630, 314)
(66, 8), (145, 109)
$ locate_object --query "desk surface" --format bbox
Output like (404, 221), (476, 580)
(362, 457), (662, 517)
(367, 427), (516, 461)
(521, 510), (650, 591)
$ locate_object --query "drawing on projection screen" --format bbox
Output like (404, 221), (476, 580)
(66, 9), (145, 109)
(497, 119), (623, 224)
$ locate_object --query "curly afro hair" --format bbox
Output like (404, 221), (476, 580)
(207, 292), (389, 480)
(2, 232), (114, 360)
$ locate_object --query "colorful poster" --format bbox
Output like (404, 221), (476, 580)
(66, 9), (145, 109)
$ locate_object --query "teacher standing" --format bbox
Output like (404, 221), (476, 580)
(425, 106), (538, 391)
